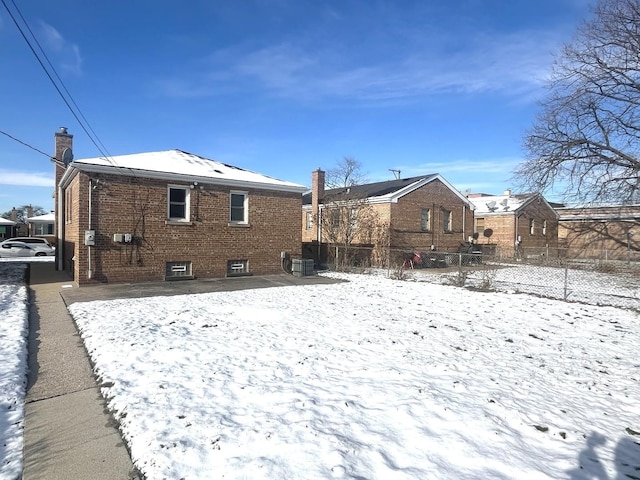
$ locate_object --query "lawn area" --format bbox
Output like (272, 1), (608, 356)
(65, 271), (640, 479)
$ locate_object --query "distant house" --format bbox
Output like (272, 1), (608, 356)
(27, 212), (55, 245)
(53, 128), (307, 285)
(556, 204), (640, 261)
(0, 217), (16, 240)
(302, 169), (475, 266)
(468, 190), (559, 257)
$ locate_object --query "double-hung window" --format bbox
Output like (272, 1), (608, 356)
(420, 208), (431, 232)
(529, 218), (535, 235)
(443, 209), (452, 233)
(230, 191), (248, 224)
(34, 223), (54, 235)
(168, 185), (190, 222)
(305, 212), (313, 230)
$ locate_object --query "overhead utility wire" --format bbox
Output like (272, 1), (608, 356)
(7, 0), (115, 164)
(0, 129), (51, 158)
(1, 0), (118, 167)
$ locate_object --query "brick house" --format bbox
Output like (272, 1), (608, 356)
(302, 169), (475, 266)
(556, 204), (640, 260)
(468, 190), (559, 257)
(53, 128), (306, 285)
(0, 218), (16, 240)
(27, 212), (56, 245)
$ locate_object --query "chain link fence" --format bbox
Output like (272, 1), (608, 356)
(404, 253), (640, 310)
(320, 244), (640, 310)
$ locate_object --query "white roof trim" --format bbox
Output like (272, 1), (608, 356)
(366, 175), (474, 208)
(58, 150), (307, 194)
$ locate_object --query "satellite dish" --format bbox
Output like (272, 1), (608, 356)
(485, 201), (496, 210)
(500, 198), (508, 206)
(62, 148), (74, 167)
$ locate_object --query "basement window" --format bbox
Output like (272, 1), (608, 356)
(227, 259), (250, 277)
(165, 261), (193, 280)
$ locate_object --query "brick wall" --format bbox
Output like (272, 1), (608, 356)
(64, 172), (302, 284)
(390, 179), (474, 251)
(476, 199), (559, 255)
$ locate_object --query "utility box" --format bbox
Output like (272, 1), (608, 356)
(113, 233), (124, 243)
(84, 230), (95, 246)
(292, 258), (314, 277)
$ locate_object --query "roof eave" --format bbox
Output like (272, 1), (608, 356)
(63, 163), (307, 193)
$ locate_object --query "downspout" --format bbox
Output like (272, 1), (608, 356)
(87, 179), (92, 279)
(462, 205), (466, 241)
(56, 185), (64, 271)
(514, 212), (520, 256)
(317, 206), (323, 264)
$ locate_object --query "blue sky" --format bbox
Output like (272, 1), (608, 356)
(0, 0), (592, 215)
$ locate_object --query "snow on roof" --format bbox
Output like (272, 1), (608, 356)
(0, 217), (16, 225)
(27, 213), (55, 223)
(69, 150), (307, 193)
(469, 193), (532, 215)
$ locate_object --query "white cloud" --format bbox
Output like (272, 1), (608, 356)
(0, 170), (53, 187)
(38, 21), (83, 75)
(157, 22), (563, 105)
(386, 157), (523, 177)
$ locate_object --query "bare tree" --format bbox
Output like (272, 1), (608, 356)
(321, 198), (388, 269)
(1, 205), (46, 223)
(517, 0), (640, 204)
(325, 157), (368, 189)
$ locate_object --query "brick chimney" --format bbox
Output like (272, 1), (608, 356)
(10, 207), (17, 222)
(53, 127), (73, 221)
(311, 169), (325, 240)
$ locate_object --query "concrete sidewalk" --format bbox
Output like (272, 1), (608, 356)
(22, 262), (339, 478)
(23, 262), (139, 480)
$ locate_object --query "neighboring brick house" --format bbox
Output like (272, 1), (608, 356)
(27, 212), (56, 246)
(302, 169), (475, 266)
(556, 204), (640, 260)
(468, 190), (559, 257)
(53, 128), (306, 285)
(0, 218), (16, 240)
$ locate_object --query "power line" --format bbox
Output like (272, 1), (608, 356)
(1, 0), (118, 167)
(0, 128), (51, 158)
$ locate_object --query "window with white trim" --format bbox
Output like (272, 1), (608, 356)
(227, 259), (249, 276)
(167, 185), (190, 221)
(34, 223), (54, 235)
(230, 191), (248, 223)
(443, 209), (452, 233)
(542, 219), (547, 235)
(529, 218), (535, 235)
(421, 208), (431, 232)
(349, 208), (358, 229)
(165, 261), (192, 279)
(305, 212), (312, 230)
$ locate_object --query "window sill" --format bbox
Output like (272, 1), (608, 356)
(226, 272), (253, 278)
(228, 222), (250, 228)
(165, 220), (193, 226)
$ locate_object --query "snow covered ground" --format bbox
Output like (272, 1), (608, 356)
(411, 262), (640, 309)
(0, 264), (29, 480)
(65, 272), (639, 479)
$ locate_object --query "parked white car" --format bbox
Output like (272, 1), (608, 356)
(0, 240), (55, 257)
(3, 237), (53, 248)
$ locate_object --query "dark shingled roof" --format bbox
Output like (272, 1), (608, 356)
(302, 175), (438, 205)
